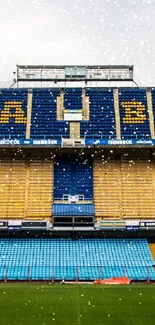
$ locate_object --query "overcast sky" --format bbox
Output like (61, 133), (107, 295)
(0, 0), (155, 86)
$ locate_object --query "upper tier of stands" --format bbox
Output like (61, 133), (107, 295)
(80, 88), (116, 138)
(119, 88), (151, 139)
(0, 89), (27, 138)
(64, 88), (82, 110)
(31, 89), (69, 139)
(0, 87), (154, 140)
(0, 238), (154, 280)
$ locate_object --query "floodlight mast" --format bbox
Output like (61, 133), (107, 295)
(16, 65), (134, 87)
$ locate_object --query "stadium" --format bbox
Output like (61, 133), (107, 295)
(0, 64), (155, 324)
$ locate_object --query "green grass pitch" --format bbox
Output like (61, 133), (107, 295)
(0, 283), (155, 325)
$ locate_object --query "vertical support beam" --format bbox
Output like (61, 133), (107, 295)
(82, 88), (90, 120)
(113, 88), (121, 139)
(146, 88), (155, 139)
(26, 89), (33, 140)
(57, 90), (64, 120)
(70, 122), (80, 138)
(74, 122), (80, 138)
(70, 122), (75, 138)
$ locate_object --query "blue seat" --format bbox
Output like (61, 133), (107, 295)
(30, 89), (69, 139)
(0, 238), (154, 281)
(54, 155), (93, 200)
(119, 88), (151, 139)
(80, 88), (116, 138)
(0, 89), (28, 139)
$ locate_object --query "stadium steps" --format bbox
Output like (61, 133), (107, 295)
(70, 122), (80, 138)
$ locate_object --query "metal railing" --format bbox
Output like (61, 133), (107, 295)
(1, 265), (154, 282)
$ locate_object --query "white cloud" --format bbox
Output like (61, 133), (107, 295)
(0, 0), (155, 85)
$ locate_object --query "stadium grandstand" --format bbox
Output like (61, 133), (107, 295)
(0, 64), (155, 282)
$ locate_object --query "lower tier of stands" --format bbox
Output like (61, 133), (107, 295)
(1, 152), (155, 220)
(0, 159), (53, 219)
(0, 238), (154, 281)
(94, 154), (155, 219)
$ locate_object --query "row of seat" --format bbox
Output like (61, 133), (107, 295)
(1, 88), (155, 139)
(93, 156), (155, 219)
(54, 155), (93, 200)
(81, 89), (116, 138)
(0, 89), (27, 138)
(31, 89), (69, 138)
(0, 238), (154, 280)
(0, 159), (53, 219)
(52, 204), (94, 216)
(1, 153), (155, 220)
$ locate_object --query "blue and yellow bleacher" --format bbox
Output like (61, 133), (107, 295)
(0, 89), (27, 138)
(0, 87), (154, 140)
(80, 88), (116, 138)
(119, 88), (151, 139)
(54, 155), (93, 200)
(0, 238), (154, 281)
(31, 89), (69, 139)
